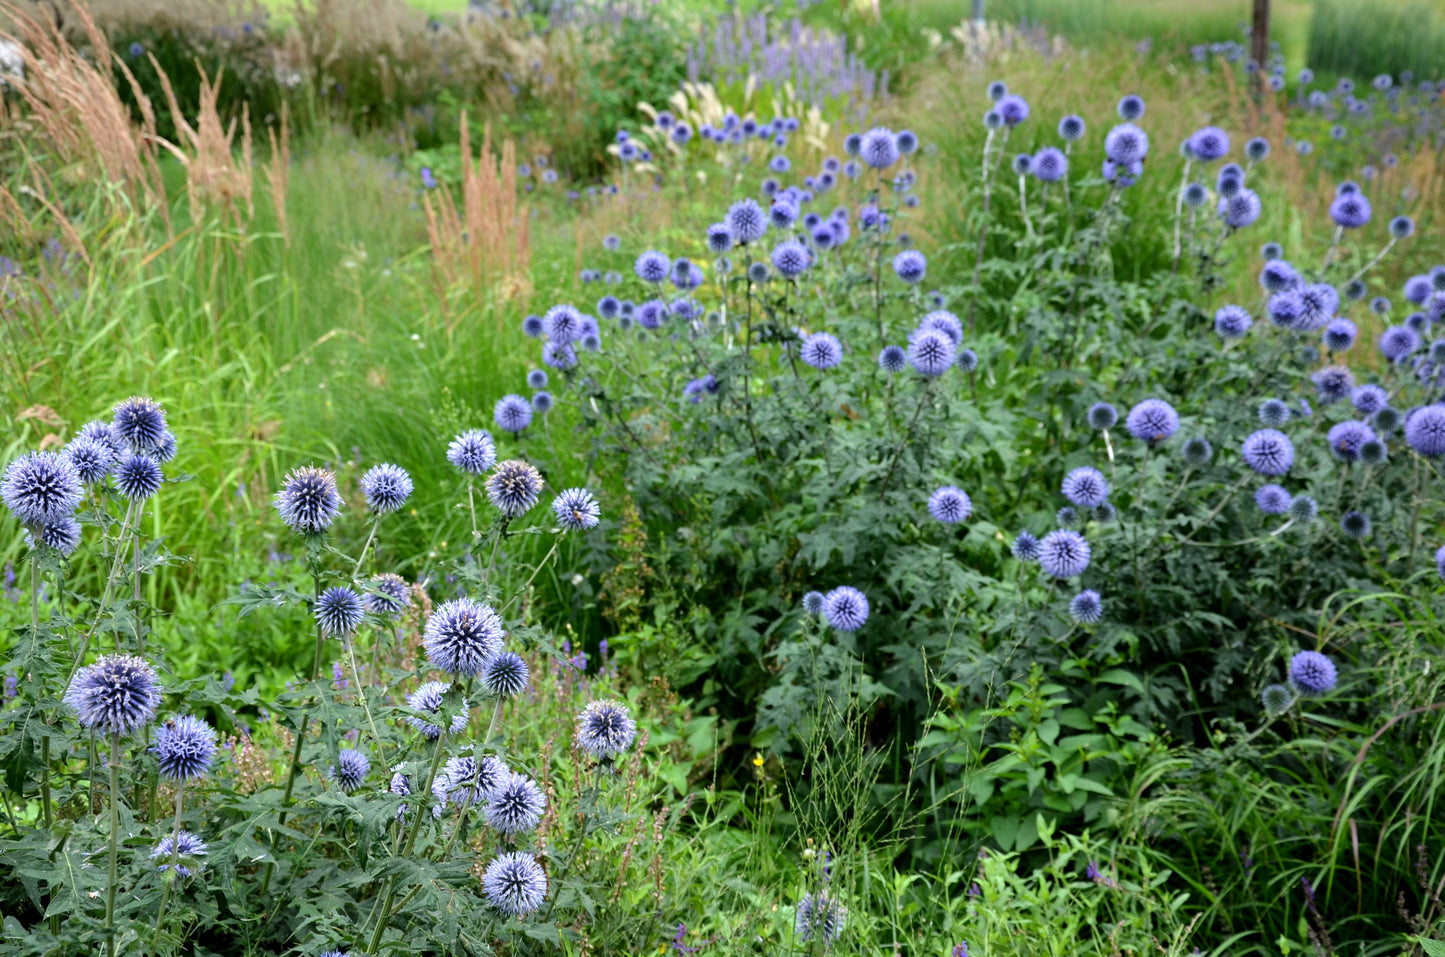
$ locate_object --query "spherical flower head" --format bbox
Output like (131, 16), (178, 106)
(492, 394), (533, 435)
(1057, 114), (1085, 141)
(1031, 147), (1067, 182)
(823, 586), (870, 631)
(1056, 506), (1079, 529)
(423, 598), (505, 676)
(486, 460), (543, 518)
(1405, 275), (1433, 304)
(1360, 438), (1388, 465)
(771, 240), (810, 278)
(595, 295), (621, 321)
(1289, 650), (1337, 695)
(1116, 93), (1146, 120)
(768, 201), (798, 230)
(1389, 215), (1415, 239)
(576, 699), (637, 759)
(1380, 325), (1420, 363)
(1125, 399), (1179, 444)
(1245, 136), (1270, 162)
(151, 431), (177, 464)
(1257, 399), (1291, 427)
(1011, 531), (1040, 561)
(1323, 318), (1357, 353)
(928, 486), (972, 524)
(354, 462), (411, 516)
(1038, 530), (1091, 579)
(435, 755), (508, 810)
(66, 654), (161, 735)
(915, 311), (963, 347)
(483, 852), (548, 916)
(33, 516), (81, 555)
(365, 572), (410, 617)
(1261, 683), (1294, 715)
(1311, 366), (1354, 404)
(1087, 403), (1118, 430)
(331, 748), (370, 793)
(1330, 191), (1371, 229)
(878, 345), (907, 373)
(63, 435), (116, 486)
(907, 329), (955, 377)
(1327, 421), (1376, 462)
(151, 714), (217, 782)
(1216, 173), (1242, 199)
(1214, 304), (1252, 339)
(151, 831), (207, 878)
(1181, 437), (1213, 467)
(553, 487), (601, 531)
(275, 466), (341, 535)
(1405, 405), (1445, 456)
(486, 772), (546, 834)
(1175, 182), (1205, 208)
(447, 430), (497, 477)
(1069, 590), (1103, 624)
(793, 332), (841, 371)
(545, 304), (584, 345)
(1220, 188), (1262, 229)
(986, 79), (1008, 100)
(726, 199), (767, 245)
(2, 451), (82, 526)
(1103, 158), (1143, 187)
(1288, 495), (1319, 524)
(843, 132), (863, 156)
(1242, 429), (1294, 476)
(796, 890), (847, 945)
(406, 681), (469, 739)
(1188, 126), (1230, 162)
(111, 396), (167, 452)
(802, 590), (825, 614)
(112, 453), (164, 503)
(860, 126), (901, 168)
(78, 419), (124, 454)
(1255, 484), (1292, 514)
(1104, 123), (1149, 165)
(1010, 153), (1032, 176)
(996, 95), (1029, 127)
(315, 586), (365, 636)
(522, 314), (545, 338)
(1260, 242), (1283, 261)
(957, 348), (979, 373)
(893, 250), (927, 284)
(1061, 467), (1109, 508)
(1432, 267), (1445, 292)
(1260, 259), (1299, 294)
(482, 651), (530, 698)
(896, 129), (919, 155)
(1436, 543), (1445, 581)
(634, 251), (670, 283)
(1373, 406), (1402, 433)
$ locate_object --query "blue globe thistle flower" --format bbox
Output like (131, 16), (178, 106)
(275, 466), (341, 535)
(447, 430), (496, 476)
(77, 419), (123, 454)
(483, 852), (548, 916)
(596, 295), (620, 320)
(917, 312), (962, 346)
(1245, 136), (1270, 162)
(636, 300), (667, 329)
(769, 201), (798, 229)
(1220, 188), (1262, 228)
(802, 591), (826, 614)
(771, 240), (810, 278)
(111, 396), (167, 452)
(531, 392), (554, 414)
(1038, 530), (1091, 579)
(843, 159), (861, 178)
(1311, 366), (1354, 404)
(893, 250), (927, 285)
(1261, 683), (1295, 715)
(1061, 467), (1109, 507)
(1216, 172), (1242, 198)
(878, 345), (907, 373)
(1323, 318), (1357, 353)
(1117, 93), (1146, 120)
(1032, 147), (1067, 181)
(526, 369), (548, 390)
(1327, 421), (1376, 462)
(1300, 283), (1338, 330)
(486, 772), (546, 834)
(748, 262), (771, 284)
(331, 748), (370, 793)
(996, 95), (1030, 127)
(33, 516), (81, 555)
(1433, 340), (1445, 364)
(811, 227), (836, 249)
(682, 375), (719, 403)
(987, 79), (1008, 100)
(364, 572), (410, 617)
(1296, 140), (1314, 156)
(482, 651), (530, 698)
(1188, 126), (1230, 162)
(1288, 495), (1319, 523)
(1405, 405), (1445, 456)
(151, 431), (177, 464)
(1125, 399), (1179, 444)
(576, 699), (637, 758)
(494, 394), (533, 434)
(1057, 114), (1085, 141)
(1359, 439), (1387, 465)
(1436, 544), (1445, 581)
(1258, 399), (1291, 427)
(406, 681), (469, 739)
(435, 755), (508, 810)
(1260, 242), (1283, 260)
(1012, 531), (1040, 560)
(113, 453), (163, 502)
(1289, 650), (1337, 695)
(1329, 192), (1372, 228)
(553, 487), (601, 530)
(843, 132), (862, 156)
(1404, 275), (1433, 303)
(150, 831), (207, 878)
(522, 314), (545, 337)
(1069, 590), (1103, 624)
(635, 251), (670, 283)
(726, 199), (768, 244)
(545, 305), (583, 345)
(602, 234), (620, 251)
(1102, 158), (1143, 187)
(823, 586), (869, 631)
(423, 598), (505, 676)
(802, 211), (823, 231)
(1380, 325), (1420, 363)
(896, 129), (919, 155)
(1214, 304), (1252, 338)
(1371, 296), (1391, 315)
(1087, 403), (1118, 430)
(907, 330), (955, 376)
(1181, 437), (1213, 466)
(1255, 484), (1292, 514)
(487, 460), (543, 518)
(1259, 259), (1299, 293)
(860, 126), (901, 167)
(2, 451), (82, 526)
(360, 463), (412, 515)
(1011, 153), (1032, 176)
(1242, 429), (1294, 476)
(957, 348), (979, 373)
(768, 155), (791, 174)
(65, 654), (162, 735)
(152, 715), (217, 782)
(800, 332), (843, 370)
(928, 486), (972, 524)
(316, 586), (365, 636)
(1104, 123), (1149, 164)
(1330, 124), (1347, 141)
(796, 890), (847, 945)
(704, 222), (734, 255)
(1056, 506), (1079, 528)
(1390, 216), (1415, 239)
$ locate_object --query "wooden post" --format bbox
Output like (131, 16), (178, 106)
(1250, 0), (1270, 91)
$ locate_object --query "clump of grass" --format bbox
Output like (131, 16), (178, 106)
(1306, 0), (1445, 81)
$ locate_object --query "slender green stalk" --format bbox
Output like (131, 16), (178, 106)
(105, 732), (121, 957)
(352, 516), (381, 578)
(367, 731), (450, 953)
(148, 787), (184, 957)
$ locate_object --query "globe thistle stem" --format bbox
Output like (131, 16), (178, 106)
(70, 499), (139, 681)
(352, 515), (381, 578)
(1171, 158), (1193, 271)
(500, 540), (559, 618)
(878, 380), (934, 503)
(148, 787), (183, 957)
(368, 729), (450, 954)
(1017, 173), (1033, 237)
(344, 636), (387, 770)
(1343, 237), (1397, 287)
(1321, 224), (1344, 273)
(1177, 474), (1254, 546)
(104, 731), (120, 957)
(39, 734), (52, 830)
(467, 481), (479, 542)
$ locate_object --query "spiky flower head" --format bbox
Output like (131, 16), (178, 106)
(1310, 366), (1354, 404)
(522, 314), (545, 337)
(77, 419), (123, 454)
(151, 831), (207, 878)
(1288, 495), (1319, 523)
(485, 772), (547, 834)
(1188, 126), (1230, 162)
(822, 586), (870, 631)
(1116, 93), (1146, 120)
(893, 250), (926, 284)
(552, 487), (601, 531)
(1061, 467), (1109, 508)
(1359, 439), (1387, 465)
(275, 466), (342, 535)
(112, 453), (164, 502)
(486, 460), (543, 517)
(66, 654), (162, 735)
(1182, 183), (1208, 207)
(1181, 437), (1213, 467)
(802, 590), (826, 614)
(1405, 405), (1445, 456)
(726, 199), (768, 244)
(1012, 531), (1040, 561)
(1329, 191), (1372, 229)
(1038, 530), (1091, 579)
(878, 345), (907, 373)
(152, 431), (177, 464)
(986, 79), (1008, 100)
(1056, 506), (1079, 528)
(1288, 650), (1337, 695)
(63, 435), (116, 485)
(542, 341), (577, 370)
(493, 395), (533, 435)
(151, 714), (217, 782)
(860, 126), (901, 167)
(996, 95), (1030, 127)
(1011, 153), (1032, 176)
(405, 681), (469, 739)
(1323, 318), (1357, 353)
(1339, 509), (1371, 539)
(365, 572), (411, 617)
(635, 250), (670, 283)
(1255, 484), (1292, 514)
(907, 329), (955, 376)
(1069, 590), (1103, 623)
(1241, 429), (1294, 476)
(1220, 188), (1262, 229)
(1259, 259), (1299, 293)
(1261, 683), (1294, 715)
(447, 430), (497, 476)
(1125, 399), (1179, 444)
(424, 598), (504, 676)
(1245, 136), (1270, 162)
(483, 852), (548, 916)
(1380, 325), (1420, 363)
(315, 586), (365, 636)
(482, 651), (530, 698)
(1032, 147), (1067, 181)
(1214, 304), (1252, 338)
(111, 396), (167, 452)
(1326, 421), (1376, 462)
(356, 462), (411, 515)
(842, 132), (862, 156)
(576, 699), (637, 759)
(435, 755), (509, 810)
(2, 451), (82, 526)
(896, 129), (919, 154)
(1087, 403), (1118, 430)
(796, 890), (847, 945)
(1057, 114), (1085, 141)
(331, 748), (370, 793)
(1104, 123), (1149, 165)
(927, 486), (972, 524)
(1373, 406), (1402, 433)
(32, 516), (82, 555)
